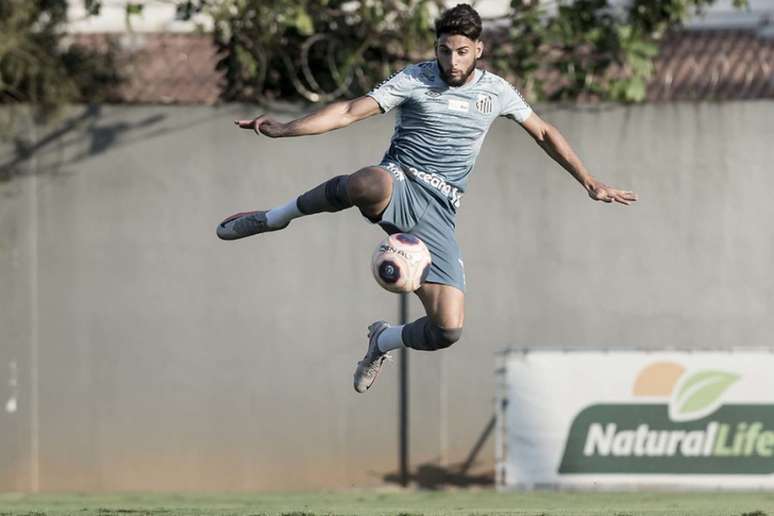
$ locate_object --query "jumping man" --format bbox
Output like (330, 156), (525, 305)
(217, 4), (638, 393)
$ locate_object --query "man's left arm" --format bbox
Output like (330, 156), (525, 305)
(520, 113), (638, 205)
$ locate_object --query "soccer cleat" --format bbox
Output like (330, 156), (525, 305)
(216, 210), (288, 240)
(353, 321), (393, 393)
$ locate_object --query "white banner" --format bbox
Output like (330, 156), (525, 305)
(495, 350), (774, 489)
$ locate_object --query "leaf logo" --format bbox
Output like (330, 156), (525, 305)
(668, 370), (739, 422)
(633, 363), (741, 422)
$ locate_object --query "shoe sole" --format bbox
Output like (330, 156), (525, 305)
(217, 210), (286, 240)
(217, 211), (258, 240)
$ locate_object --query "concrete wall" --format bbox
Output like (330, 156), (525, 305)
(1, 101), (772, 491)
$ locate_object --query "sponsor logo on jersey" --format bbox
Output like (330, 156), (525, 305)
(475, 94), (493, 114)
(405, 166), (464, 208)
(425, 89), (442, 98)
(383, 162), (405, 181)
(448, 99), (469, 113)
(383, 162), (464, 208)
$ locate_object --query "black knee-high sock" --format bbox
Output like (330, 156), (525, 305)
(401, 316), (463, 351)
(296, 175), (353, 214)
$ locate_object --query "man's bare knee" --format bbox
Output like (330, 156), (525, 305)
(429, 311), (463, 348)
(348, 167), (391, 204)
(347, 167), (392, 218)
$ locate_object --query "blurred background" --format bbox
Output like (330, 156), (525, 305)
(1, 0), (773, 493)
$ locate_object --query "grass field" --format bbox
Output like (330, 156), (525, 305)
(0, 489), (772, 516)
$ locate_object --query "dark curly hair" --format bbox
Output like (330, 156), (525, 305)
(435, 3), (482, 40)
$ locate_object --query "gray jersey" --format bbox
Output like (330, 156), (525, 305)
(367, 60), (532, 195)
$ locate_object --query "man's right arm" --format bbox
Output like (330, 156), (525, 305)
(234, 96), (382, 138)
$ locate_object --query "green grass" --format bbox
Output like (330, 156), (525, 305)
(0, 489), (772, 516)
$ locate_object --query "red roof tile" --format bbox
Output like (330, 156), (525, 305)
(648, 30), (774, 101)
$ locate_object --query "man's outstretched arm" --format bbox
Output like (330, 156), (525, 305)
(234, 96), (382, 138)
(520, 113), (638, 205)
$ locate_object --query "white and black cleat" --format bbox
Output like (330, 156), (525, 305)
(353, 321), (393, 393)
(216, 210), (288, 240)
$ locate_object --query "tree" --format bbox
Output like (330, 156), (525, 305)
(190, 0), (747, 103)
(0, 0), (120, 115)
(186, 0), (444, 103)
(496, 0), (748, 102)
(0, 0), (750, 111)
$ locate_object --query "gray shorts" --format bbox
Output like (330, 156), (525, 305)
(369, 160), (466, 292)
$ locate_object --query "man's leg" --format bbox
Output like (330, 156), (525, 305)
(378, 283), (464, 353)
(354, 283), (464, 393)
(217, 166), (393, 240)
(354, 189), (466, 392)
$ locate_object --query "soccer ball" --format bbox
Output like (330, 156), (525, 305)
(371, 233), (432, 293)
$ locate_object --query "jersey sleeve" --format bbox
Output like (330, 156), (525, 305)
(498, 80), (533, 123)
(367, 65), (419, 113)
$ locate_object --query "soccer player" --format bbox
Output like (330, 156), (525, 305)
(217, 4), (638, 393)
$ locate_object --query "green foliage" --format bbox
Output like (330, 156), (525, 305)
(0, 0), (751, 112)
(0, 0), (121, 117)
(178, 0), (444, 103)
(506, 0), (748, 102)
(186, 0), (747, 104)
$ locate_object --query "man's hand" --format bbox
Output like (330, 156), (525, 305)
(521, 113), (638, 206)
(587, 180), (639, 205)
(234, 115), (286, 138)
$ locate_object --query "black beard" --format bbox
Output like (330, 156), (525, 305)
(438, 58), (476, 87)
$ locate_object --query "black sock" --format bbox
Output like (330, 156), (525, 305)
(296, 175), (353, 215)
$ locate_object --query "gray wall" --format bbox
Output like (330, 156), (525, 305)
(1, 101), (772, 491)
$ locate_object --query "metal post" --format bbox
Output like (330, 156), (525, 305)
(399, 292), (409, 487)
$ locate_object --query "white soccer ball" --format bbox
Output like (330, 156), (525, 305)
(371, 233), (432, 293)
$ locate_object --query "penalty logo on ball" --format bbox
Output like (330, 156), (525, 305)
(371, 233), (432, 293)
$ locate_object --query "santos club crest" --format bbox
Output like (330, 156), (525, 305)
(475, 94), (493, 114)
